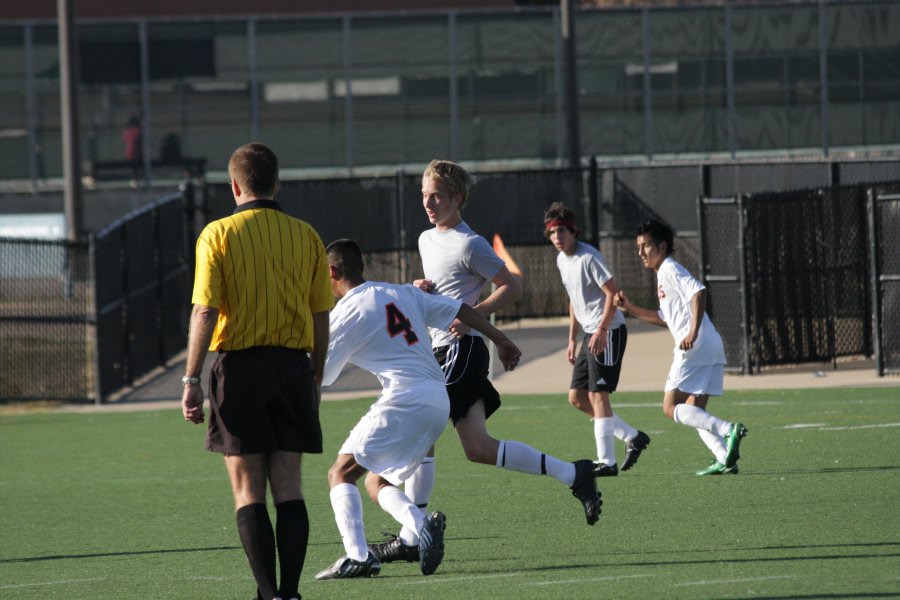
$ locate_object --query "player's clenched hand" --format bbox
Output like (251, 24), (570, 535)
(182, 385), (205, 424)
(448, 318), (471, 338)
(497, 339), (522, 371)
(613, 291), (627, 309)
(412, 278), (434, 293)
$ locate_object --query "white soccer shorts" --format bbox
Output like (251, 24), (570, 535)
(664, 362), (724, 396)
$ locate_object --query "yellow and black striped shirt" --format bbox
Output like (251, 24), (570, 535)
(191, 200), (334, 352)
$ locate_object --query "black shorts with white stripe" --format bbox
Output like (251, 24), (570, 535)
(433, 335), (501, 425)
(569, 324), (628, 393)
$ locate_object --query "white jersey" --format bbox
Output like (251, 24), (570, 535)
(556, 241), (626, 334)
(323, 281), (462, 408)
(418, 220), (505, 347)
(656, 257), (726, 366)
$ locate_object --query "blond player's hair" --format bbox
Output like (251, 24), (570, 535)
(423, 159), (475, 209)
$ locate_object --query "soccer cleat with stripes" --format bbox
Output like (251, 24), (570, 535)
(368, 534), (419, 563)
(314, 552), (381, 580)
(593, 462), (619, 477)
(695, 459), (739, 476)
(723, 423), (748, 468)
(418, 511), (446, 575)
(570, 459), (602, 526)
(621, 431), (651, 471)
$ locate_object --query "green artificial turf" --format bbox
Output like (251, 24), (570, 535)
(1, 387), (898, 599)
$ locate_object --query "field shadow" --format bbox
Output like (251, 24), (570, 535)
(708, 594), (900, 600)
(0, 545), (240, 564)
(745, 465), (900, 476)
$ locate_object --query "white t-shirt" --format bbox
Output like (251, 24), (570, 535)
(556, 241), (626, 334)
(418, 220), (505, 347)
(656, 257), (726, 366)
(323, 281), (462, 408)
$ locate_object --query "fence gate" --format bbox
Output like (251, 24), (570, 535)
(698, 196), (750, 373)
(868, 185), (900, 375)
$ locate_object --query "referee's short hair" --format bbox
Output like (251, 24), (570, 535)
(326, 238), (365, 279)
(228, 142), (280, 198)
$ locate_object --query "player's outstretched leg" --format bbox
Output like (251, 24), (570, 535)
(724, 423), (747, 468)
(621, 430), (651, 471)
(314, 552), (381, 580)
(418, 511), (446, 575)
(570, 459), (602, 525)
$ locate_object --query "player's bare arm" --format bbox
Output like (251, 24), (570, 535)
(311, 310), (330, 409)
(680, 289), (706, 350)
(614, 290), (666, 328)
(455, 302), (522, 371)
(588, 279), (620, 355)
(181, 303), (217, 424)
(450, 266), (522, 338)
(567, 302), (579, 365)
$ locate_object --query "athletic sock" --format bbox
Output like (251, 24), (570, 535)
(274, 499), (309, 600)
(697, 429), (728, 464)
(400, 457), (434, 545)
(593, 417), (617, 466)
(613, 413), (639, 442)
(377, 485), (425, 547)
(235, 503), (277, 600)
(496, 440), (576, 486)
(329, 483), (368, 562)
(673, 403), (731, 438)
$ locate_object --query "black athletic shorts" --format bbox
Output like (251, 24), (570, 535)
(205, 346), (323, 455)
(570, 324), (628, 393)
(433, 335), (501, 425)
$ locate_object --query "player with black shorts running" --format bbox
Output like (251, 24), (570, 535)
(368, 160), (602, 566)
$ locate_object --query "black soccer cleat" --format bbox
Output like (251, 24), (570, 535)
(368, 534), (420, 564)
(570, 459), (602, 526)
(418, 511), (446, 576)
(621, 431), (651, 471)
(593, 462), (619, 477)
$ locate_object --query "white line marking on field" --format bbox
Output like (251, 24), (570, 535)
(819, 422), (900, 431)
(780, 423), (827, 429)
(674, 575), (794, 587)
(531, 573), (656, 586)
(399, 573), (520, 585)
(0, 577), (106, 590)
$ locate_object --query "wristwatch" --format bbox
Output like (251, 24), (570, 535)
(181, 375), (201, 386)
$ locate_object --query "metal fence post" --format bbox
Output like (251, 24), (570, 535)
(725, 3), (736, 159)
(866, 188), (883, 376)
(641, 6), (654, 160)
(588, 156), (599, 247)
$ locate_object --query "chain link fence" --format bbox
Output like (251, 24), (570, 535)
(3, 157), (899, 402)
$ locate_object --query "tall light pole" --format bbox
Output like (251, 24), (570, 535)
(58, 0), (83, 241)
(561, 0), (581, 169)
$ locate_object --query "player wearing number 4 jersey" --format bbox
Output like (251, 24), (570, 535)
(615, 220), (747, 476)
(316, 239), (523, 580)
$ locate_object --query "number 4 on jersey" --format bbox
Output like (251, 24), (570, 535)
(385, 303), (419, 345)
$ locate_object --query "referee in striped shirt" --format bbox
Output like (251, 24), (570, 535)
(181, 142), (334, 600)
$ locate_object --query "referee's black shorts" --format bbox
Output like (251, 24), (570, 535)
(570, 324), (628, 393)
(433, 335), (501, 425)
(205, 346), (323, 455)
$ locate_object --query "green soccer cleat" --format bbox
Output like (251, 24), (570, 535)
(724, 422), (748, 468)
(695, 459), (739, 476)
